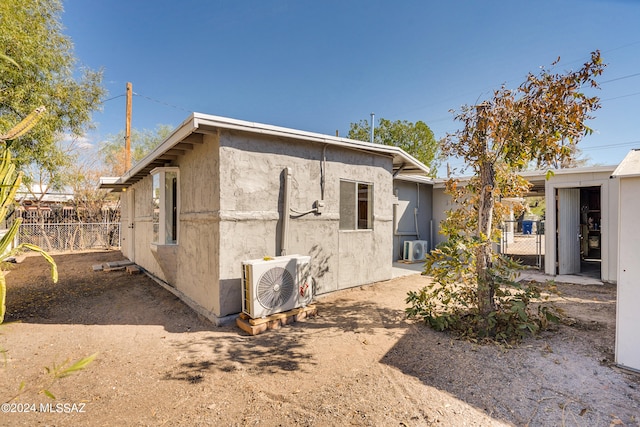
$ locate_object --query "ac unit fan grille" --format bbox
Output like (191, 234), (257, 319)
(256, 266), (295, 309)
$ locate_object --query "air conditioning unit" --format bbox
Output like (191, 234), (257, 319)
(242, 255), (311, 318)
(403, 240), (429, 262)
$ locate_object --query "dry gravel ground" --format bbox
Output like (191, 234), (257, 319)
(1, 250), (639, 426)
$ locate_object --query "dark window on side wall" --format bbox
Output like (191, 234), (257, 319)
(340, 180), (373, 230)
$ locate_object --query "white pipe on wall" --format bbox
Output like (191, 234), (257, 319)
(414, 183), (421, 240)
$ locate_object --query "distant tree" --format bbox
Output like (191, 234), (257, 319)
(0, 0), (105, 176)
(99, 125), (173, 176)
(65, 155), (119, 222)
(407, 51), (605, 341)
(348, 118), (440, 177)
(538, 144), (591, 169)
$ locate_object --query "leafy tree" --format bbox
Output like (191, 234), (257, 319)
(0, 0), (104, 175)
(407, 52), (605, 341)
(0, 50), (96, 403)
(348, 118), (440, 177)
(99, 125), (173, 176)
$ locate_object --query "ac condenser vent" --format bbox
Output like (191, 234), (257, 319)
(242, 255), (312, 318)
(256, 266), (295, 310)
(403, 240), (429, 262)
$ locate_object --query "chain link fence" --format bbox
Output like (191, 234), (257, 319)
(17, 223), (121, 253)
(500, 220), (544, 270)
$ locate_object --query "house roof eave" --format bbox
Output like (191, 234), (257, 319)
(99, 113), (430, 191)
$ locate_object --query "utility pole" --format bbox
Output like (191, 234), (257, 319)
(125, 82), (132, 171)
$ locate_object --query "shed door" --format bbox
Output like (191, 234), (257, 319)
(558, 188), (580, 275)
(616, 177), (640, 371)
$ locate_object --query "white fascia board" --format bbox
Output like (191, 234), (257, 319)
(108, 112), (431, 189)
(193, 113), (431, 175)
(119, 113), (198, 183)
(99, 177), (121, 185)
(519, 165), (617, 180)
(394, 174), (436, 184)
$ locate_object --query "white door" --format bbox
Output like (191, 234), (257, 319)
(127, 189), (135, 262)
(558, 188), (580, 275)
(616, 177), (640, 371)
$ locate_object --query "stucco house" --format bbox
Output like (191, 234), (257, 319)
(100, 113), (429, 324)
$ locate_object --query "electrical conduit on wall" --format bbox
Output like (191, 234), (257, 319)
(281, 167), (291, 256)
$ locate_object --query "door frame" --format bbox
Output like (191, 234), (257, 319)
(545, 180), (609, 281)
(126, 188), (136, 262)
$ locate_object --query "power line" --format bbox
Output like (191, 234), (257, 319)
(99, 94), (125, 104)
(600, 72), (640, 85)
(581, 140), (640, 151)
(133, 92), (191, 113)
(98, 91), (192, 114)
(602, 91), (640, 102)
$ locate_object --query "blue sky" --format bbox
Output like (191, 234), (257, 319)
(62, 0), (640, 176)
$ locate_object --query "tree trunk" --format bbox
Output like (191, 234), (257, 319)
(476, 159), (496, 318)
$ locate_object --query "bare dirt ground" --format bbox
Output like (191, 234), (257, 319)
(1, 250), (638, 426)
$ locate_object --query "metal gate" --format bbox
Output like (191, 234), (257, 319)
(500, 219), (544, 270)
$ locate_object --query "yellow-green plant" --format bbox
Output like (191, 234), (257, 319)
(0, 107), (58, 324)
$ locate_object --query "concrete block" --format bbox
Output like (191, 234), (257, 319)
(126, 265), (141, 274)
(104, 260), (134, 268)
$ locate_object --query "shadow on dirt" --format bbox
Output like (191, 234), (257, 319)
(3, 251), (213, 333)
(380, 284), (634, 426)
(165, 297), (408, 381)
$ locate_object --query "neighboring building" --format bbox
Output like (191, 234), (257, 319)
(100, 113), (429, 324)
(429, 166), (620, 283)
(392, 175), (434, 260)
(14, 184), (75, 224)
(534, 166), (619, 283)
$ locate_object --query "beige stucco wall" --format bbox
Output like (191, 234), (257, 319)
(174, 133), (221, 315)
(216, 131), (395, 316)
(126, 129), (397, 320)
(123, 133), (222, 318)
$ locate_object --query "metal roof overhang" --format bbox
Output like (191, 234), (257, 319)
(612, 149), (640, 178)
(100, 113), (431, 191)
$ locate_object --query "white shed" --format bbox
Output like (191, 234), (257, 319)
(612, 149), (640, 372)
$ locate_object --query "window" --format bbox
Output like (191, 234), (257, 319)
(151, 167), (179, 244)
(339, 180), (373, 230)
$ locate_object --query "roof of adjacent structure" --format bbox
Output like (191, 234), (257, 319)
(612, 149), (640, 178)
(100, 113), (431, 191)
(430, 164), (619, 195)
